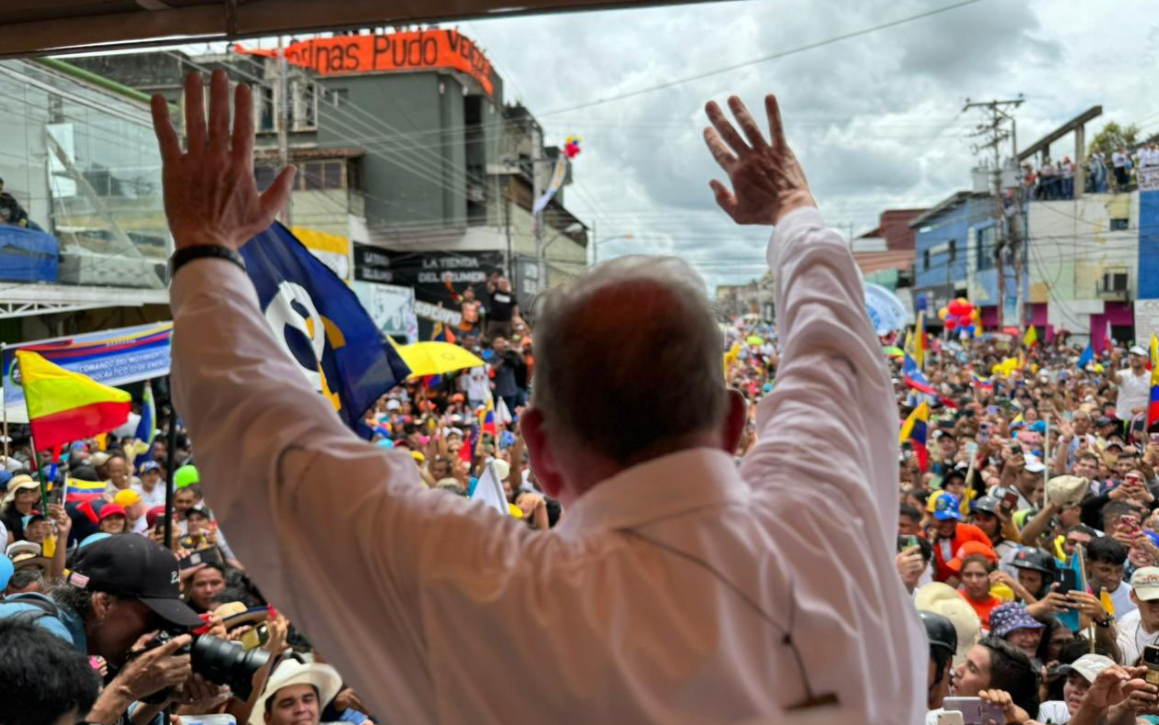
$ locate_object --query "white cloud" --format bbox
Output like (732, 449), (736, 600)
(461, 0), (1158, 291)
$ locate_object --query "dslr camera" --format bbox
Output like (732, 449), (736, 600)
(140, 629), (271, 703)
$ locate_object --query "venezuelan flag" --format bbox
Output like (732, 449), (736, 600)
(1024, 325), (1038, 348)
(65, 477), (106, 503)
(903, 353), (936, 395)
(899, 401), (930, 472)
(1148, 335), (1159, 429)
(481, 398), (498, 436)
(914, 314), (925, 370)
(970, 373), (993, 390)
(432, 321), (456, 345)
(17, 350), (130, 452)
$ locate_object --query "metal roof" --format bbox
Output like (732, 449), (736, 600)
(0, 0), (721, 59)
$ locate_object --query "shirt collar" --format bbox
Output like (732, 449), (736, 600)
(553, 448), (748, 537)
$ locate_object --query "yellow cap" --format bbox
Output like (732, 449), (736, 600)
(113, 489), (142, 507)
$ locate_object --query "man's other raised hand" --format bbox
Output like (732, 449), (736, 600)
(703, 94), (815, 226)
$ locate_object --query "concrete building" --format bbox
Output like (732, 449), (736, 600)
(0, 57), (171, 343)
(72, 31), (589, 324)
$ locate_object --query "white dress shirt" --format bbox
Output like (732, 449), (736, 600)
(170, 207), (924, 725)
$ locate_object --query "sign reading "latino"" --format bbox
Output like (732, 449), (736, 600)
(261, 30), (496, 96)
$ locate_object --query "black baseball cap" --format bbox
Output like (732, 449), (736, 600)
(65, 535), (202, 628)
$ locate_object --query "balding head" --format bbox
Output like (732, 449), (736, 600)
(523, 256), (742, 503)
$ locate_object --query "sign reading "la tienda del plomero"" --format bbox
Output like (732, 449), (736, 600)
(238, 30), (497, 96)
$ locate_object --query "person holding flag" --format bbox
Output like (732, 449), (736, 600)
(152, 73), (923, 723)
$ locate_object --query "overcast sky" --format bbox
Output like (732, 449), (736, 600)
(452, 0), (1158, 292)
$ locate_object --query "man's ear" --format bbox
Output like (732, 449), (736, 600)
(90, 591), (113, 621)
(721, 389), (747, 455)
(520, 408), (563, 500)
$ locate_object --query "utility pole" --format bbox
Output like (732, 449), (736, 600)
(532, 137), (545, 292)
(964, 96), (1024, 327)
(276, 35), (293, 228)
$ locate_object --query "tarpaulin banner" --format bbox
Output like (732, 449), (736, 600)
(3, 322), (173, 418)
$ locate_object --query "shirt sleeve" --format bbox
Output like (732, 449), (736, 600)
(169, 258), (535, 723)
(740, 207), (899, 541)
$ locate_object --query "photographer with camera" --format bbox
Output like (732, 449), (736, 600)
(0, 535), (207, 724)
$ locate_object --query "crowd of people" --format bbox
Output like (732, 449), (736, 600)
(12, 66), (1159, 724)
(889, 331), (1159, 724)
(1021, 141), (1159, 200)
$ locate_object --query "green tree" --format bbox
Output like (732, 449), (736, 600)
(1090, 121), (1140, 156)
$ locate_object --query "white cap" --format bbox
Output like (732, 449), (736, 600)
(1024, 455), (1046, 474)
(1130, 346), (1147, 357)
(385, 399), (401, 411)
(1058, 654), (1116, 684)
(249, 659), (342, 725)
(1132, 567), (1159, 602)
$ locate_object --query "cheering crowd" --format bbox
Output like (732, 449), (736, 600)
(7, 66), (1159, 724)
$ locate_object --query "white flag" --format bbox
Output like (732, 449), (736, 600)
(496, 396), (513, 426)
(471, 461), (509, 516)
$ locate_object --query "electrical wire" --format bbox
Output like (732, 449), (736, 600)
(538, 0), (991, 117)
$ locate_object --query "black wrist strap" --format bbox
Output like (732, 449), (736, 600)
(169, 245), (246, 278)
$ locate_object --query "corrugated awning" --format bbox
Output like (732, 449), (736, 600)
(0, 0), (722, 58)
(853, 250), (913, 276)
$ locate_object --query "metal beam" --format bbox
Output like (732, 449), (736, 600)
(1017, 106), (1103, 162)
(0, 301), (109, 320)
(0, 0), (729, 59)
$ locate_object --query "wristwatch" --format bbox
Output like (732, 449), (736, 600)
(169, 245), (246, 278)
(1095, 615), (1113, 628)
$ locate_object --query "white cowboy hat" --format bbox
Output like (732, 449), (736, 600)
(249, 659), (342, 725)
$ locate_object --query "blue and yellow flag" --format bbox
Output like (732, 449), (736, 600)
(240, 223), (411, 436)
(132, 380), (156, 470)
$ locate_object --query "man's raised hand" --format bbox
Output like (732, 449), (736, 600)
(703, 94), (815, 226)
(151, 70), (295, 251)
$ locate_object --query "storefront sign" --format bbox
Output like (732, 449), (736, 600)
(240, 30), (496, 96)
(351, 282), (414, 338)
(380, 250), (505, 309)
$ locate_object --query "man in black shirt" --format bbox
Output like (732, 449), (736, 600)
(486, 273), (519, 340)
(0, 177), (31, 228)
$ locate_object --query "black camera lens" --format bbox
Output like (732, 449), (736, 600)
(190, 634), (271, 700)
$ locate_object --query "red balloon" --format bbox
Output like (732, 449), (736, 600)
(945, 318), (959, 331)
(958, 301), (974, 317)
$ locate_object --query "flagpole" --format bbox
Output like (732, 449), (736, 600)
(1, 343), (7, 461)
(17, 353), (49, 510)
(163, 392), (177, 550)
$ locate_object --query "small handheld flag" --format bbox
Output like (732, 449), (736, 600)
(132, 381), (156, 470)
(1148, 335), (1159, 429)
(471, 460), (510, 516)
(1077, 343), (1094, 370)
(902, 353), (936, 395)
(899, 401), (930, 472)
(1024, 326), (1038, 348)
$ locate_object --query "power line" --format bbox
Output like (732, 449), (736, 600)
(539, 0), (991, 117)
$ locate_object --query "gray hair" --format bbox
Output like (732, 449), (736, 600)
(531, 255), (728, 464)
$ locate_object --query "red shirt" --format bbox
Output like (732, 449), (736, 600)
(959, 591), (1003, 630)
(932, 523), (992, 583)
